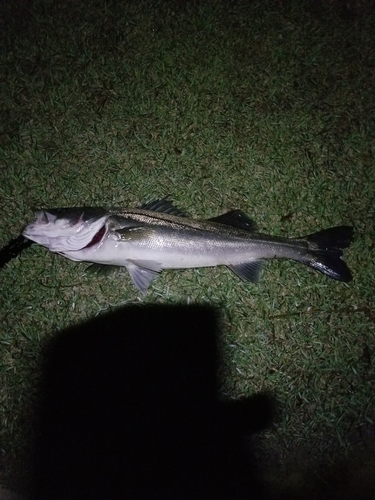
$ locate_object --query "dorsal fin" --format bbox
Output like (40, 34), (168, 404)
(208, 210), (258, 232)
(139, 198), (188, 217)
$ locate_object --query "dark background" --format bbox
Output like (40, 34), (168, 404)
(30, 305), (274, 500)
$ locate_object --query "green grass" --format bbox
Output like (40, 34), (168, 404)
(0, 0), (374, 496)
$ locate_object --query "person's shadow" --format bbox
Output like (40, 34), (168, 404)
(31, 305), (275, 500)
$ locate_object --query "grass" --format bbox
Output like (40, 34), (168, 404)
(0, 0), (374, 496)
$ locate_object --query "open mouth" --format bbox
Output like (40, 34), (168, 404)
(82, 225), (106, 249)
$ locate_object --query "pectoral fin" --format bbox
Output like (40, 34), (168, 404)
(116, 227), (155, 241)
(126, 259), (162, 294)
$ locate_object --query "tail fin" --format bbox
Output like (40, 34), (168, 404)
(302, 226), (354, 282)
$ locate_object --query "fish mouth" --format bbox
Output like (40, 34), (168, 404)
(82, 224), (107, 249)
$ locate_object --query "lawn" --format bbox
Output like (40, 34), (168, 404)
(0, 0), (374, 497)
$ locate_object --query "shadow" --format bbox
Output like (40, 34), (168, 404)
(30, 305), (275, 500)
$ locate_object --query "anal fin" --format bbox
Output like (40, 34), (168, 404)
(228, 260), (265, 283)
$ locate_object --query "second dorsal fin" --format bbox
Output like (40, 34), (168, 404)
(209, 210), (258, 232)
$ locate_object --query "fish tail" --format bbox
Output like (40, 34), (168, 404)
(301, 225), (354, 282)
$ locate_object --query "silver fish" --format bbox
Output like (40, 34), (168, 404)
(22, 199), (353, 294)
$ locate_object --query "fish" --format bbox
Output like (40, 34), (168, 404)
(22, 199), (354, 294)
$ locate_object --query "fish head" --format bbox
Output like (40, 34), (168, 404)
(22, 207), (109, 254)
